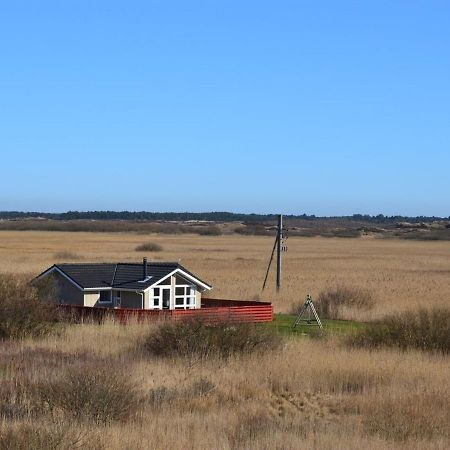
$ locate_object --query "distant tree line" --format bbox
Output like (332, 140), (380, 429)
(0, 211), (448, 223)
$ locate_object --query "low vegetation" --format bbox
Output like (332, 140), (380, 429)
(349, 307), (450, 353)
(143, 320), (283, 360)
(398, 229), (450, 240)
(0, 316), (448, 449)
(362, 391), (450, 441)
(0, 274), (62, 339)
(53, 250), (83, 260)
(0, 423), (104, 450)
(135, 242), (163, 252)
(198, 225), (222, 236)
(293, 286), (375, 320)
(39, 364), (143, 424)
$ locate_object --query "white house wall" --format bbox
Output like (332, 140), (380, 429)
(84, 291), (100, 307)
(195, 290), (202, 309)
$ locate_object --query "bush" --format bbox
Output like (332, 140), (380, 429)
(53, 250), (82, 260)
(299, 286), (374, 320)
(143, 320), (282, 360)
(321, 229), (361, 238)
(198, 225), (222, 236)
(39, 364), (143, 424)
(234, 224), (271, 236)
(135, 242), (163, 252)
(400, 230), (450, 241)
(348, 308), (450, 354)
(0, 274), (62, 339)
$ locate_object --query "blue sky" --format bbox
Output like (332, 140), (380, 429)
(0, 1), (449, 216)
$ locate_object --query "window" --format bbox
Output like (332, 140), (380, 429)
(174, 285), (196, 310)
(151, 287), (162, 309)
(99, 290), (111, 303)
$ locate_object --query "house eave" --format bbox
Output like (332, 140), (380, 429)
(35, 266), (84, 291)
(143, 267), (212, 292)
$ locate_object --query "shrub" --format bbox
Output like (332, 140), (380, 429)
(0, 274), (62, 339)
(198, 225), (222, 236)
(53, 250), (82, 260)
(39, 364), (143, 424)
(234, 225), (271, 236)
(348, 308), (450, 354)
(297, 286), (374, 320)
(135, 242), (163, 252)
(33, 274), (61, 304)
(321, 229), (361, 238)
(143, 320), (282, 360)
(398, 229), (450, 241)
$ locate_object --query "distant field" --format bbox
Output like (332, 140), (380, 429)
(1, 217), (449, 240)
(1, 230), (449, 320)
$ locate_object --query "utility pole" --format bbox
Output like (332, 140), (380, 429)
(262, 214), (287, 293)
(276, 214), (282, 291)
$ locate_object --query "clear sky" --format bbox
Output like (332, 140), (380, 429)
(1, 1), (449, 216)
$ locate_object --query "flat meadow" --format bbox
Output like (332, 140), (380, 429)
(0, 230), (449, 449)
(1, 230), (449, 319)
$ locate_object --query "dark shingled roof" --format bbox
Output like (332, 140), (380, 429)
(45, 262), (211, 291)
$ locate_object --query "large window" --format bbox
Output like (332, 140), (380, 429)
(151, 287), (161, 309)
(150, 287), (170, 309)
(99, 290), (112, 303)
(174, 285), (196, 309)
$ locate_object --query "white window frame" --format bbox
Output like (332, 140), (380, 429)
(174, 284), (196, 310)
(150, 286), (170, 310)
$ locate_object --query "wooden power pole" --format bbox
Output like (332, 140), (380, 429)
(276, 214), (282, 291)
(262, 214), (287, 293)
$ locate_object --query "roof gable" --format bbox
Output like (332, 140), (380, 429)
(37, 262), (212, 291)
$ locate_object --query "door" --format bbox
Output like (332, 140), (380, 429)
(161, 286), (171, 309)
(150, 286), (171, 310)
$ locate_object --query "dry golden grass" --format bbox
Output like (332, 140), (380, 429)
(1, 230), (449, 449)
(1, 230), (449, 319)
(2, 322), (449, 449)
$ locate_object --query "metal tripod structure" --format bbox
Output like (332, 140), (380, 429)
(262, 215), (287, 292)
(293, 294), (323, 330)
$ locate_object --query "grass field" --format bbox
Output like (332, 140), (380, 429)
(1, 230), (449, 319)
(1, 230), (449, 449)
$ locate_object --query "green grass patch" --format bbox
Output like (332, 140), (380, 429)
(265, 314), (365, 337)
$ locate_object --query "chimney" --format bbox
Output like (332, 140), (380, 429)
(143, 257), (148, 279)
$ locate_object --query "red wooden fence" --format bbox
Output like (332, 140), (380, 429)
(58, 298), (273, 325)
